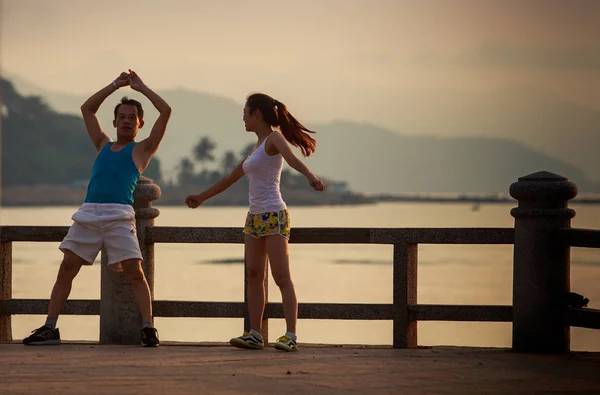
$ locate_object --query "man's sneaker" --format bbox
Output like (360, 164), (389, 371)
(141, 327), (160, 347)
(23, 325), (61, 345)
(229, 332), (264, 350)
(274, 335), (298, 352)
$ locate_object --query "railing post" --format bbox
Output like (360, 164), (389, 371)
(243, 255), (269, 341)
(0, 241), (12, 341)
(99, 176), (161, 344)
(510, 171), (577, 354)
(393, 242), (418, 348)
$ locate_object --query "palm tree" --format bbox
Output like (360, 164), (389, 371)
(220, 150), (238, 175)
(193, 137), (216, 168)
(177, 157), (195, 186)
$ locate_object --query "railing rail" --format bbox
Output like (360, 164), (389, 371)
(0, 225), (516, 244)
(557, 228), (600, 248)
(568, 307), (600, 330)
(0, 299), (513, 321)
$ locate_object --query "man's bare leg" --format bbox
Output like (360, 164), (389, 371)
(121, 259), (152, 323)
(47, 250), (86, 319)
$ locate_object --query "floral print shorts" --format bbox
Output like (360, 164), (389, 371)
(243, 209), (290, 239)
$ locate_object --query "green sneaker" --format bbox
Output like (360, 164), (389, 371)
(274, 335), (298, 352)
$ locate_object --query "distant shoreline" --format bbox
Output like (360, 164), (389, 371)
(2, 185), (599, 207)
(373, 194), (600, 205)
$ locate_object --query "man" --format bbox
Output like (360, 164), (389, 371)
(23, 70), (171, 347)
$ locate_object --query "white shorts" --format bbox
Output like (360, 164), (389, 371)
(59, 203), (143, 271)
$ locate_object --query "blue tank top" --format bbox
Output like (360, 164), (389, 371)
(84, 142), (141, 206)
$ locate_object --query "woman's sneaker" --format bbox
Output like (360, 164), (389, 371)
(23, 325), (61, 345)
(274, 335), (298, 352)
(230, 331), (264, 350)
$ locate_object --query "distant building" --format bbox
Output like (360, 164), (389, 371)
(330, 181), (349, 194)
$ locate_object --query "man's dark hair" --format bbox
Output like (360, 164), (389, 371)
(114, 96), (144, 120)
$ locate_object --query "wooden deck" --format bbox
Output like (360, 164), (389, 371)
(1, 343), (599, 394)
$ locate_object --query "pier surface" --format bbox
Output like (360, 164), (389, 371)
(1, 343), (599, 394)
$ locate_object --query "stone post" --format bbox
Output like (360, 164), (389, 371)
(510, 171), (577, 354)
(99, 176), (161, 344)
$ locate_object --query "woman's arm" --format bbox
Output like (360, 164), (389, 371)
(268, 132), (325, 191)
(185, 161), (246, 208)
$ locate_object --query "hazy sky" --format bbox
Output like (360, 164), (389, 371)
(2, 0), (600, 129)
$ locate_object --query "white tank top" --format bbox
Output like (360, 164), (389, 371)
(242, 134), (287, 214)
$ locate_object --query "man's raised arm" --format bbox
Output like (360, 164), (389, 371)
(80, 72), (129, 151)
(128, 70), (172, 156)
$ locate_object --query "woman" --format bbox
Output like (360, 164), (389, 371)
(185, 93), (325, 351)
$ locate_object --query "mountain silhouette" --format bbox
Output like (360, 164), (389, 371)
(5, 75), (598, 193)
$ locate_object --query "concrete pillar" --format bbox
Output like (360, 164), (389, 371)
(99, 176), (161, 344)
(510, 171), (577, 354)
